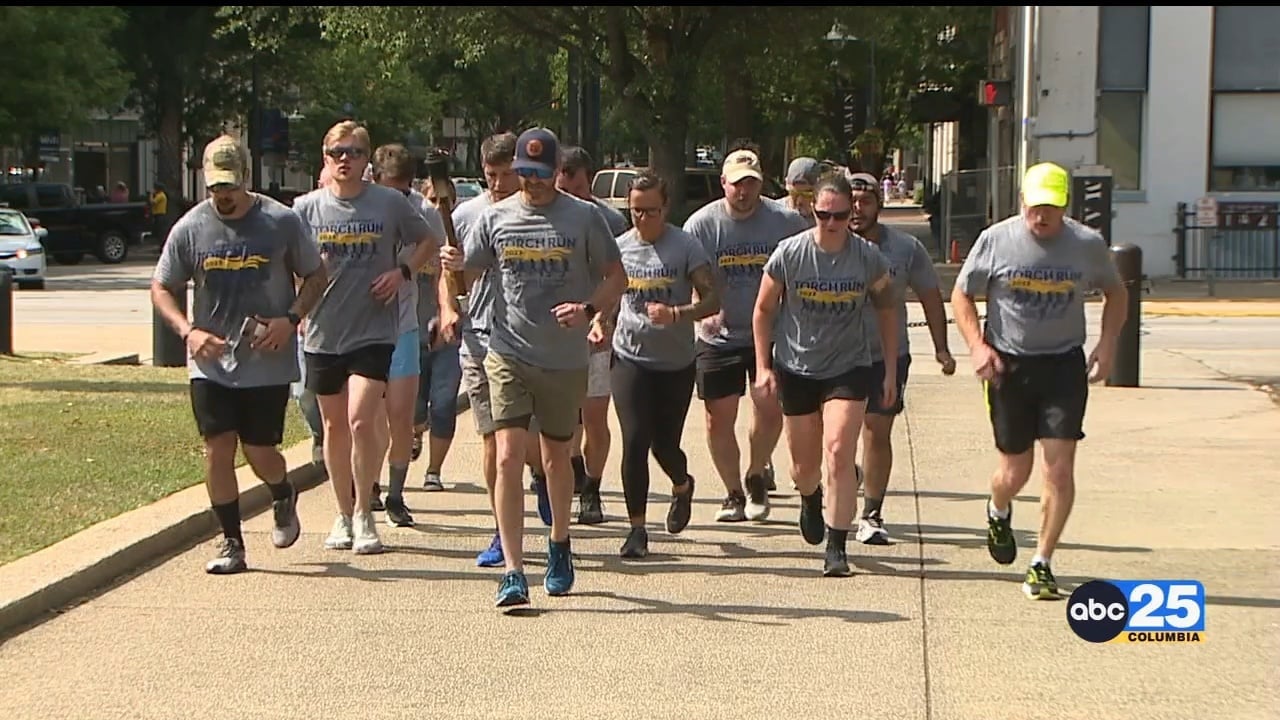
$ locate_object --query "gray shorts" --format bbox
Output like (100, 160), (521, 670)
(461, 352), (540, 437)
(586, 350), (612, 399)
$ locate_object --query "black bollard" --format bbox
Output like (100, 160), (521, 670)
(152, 285), (189, 367)
(1107, 243), (1143, 388)
(0, 266), (13, 355)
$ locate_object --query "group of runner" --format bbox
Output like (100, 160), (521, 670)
(152, 120), (1126, 608)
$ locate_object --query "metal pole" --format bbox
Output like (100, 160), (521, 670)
(0, 267), (13, 355)
(1016, 6), (1036, 182)
(152, 285), (188, 367)
(1107, 244), (1143, 388)
(1207, 231), (1218, 297)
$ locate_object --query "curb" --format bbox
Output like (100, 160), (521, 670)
(1141, 304), (1280, 319)
(0, 388), (476, 641)
(0, 445), (324, 640)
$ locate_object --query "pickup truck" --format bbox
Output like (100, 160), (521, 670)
(0, 182), (150, 264)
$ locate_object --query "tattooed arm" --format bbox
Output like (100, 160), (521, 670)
(672, 265), (722, 322)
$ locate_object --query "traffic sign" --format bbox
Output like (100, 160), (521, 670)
(1195, 196), (1219, 228)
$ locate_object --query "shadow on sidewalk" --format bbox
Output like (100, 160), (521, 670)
(570, 590), (909, 625)
(0, 380), (181, 394)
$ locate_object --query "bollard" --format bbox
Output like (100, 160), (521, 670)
(0, 266), (13, 355)
(1107, 243), (1143, 388)
(152, 285), (189, 367)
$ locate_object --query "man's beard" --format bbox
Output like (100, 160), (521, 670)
(215, 199), (237, 215)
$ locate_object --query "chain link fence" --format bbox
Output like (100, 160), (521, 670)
(939, 165), (1017, 260)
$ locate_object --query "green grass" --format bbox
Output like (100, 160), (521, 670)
(0, 354), (309, 565)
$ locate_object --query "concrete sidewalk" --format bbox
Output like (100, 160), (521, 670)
(1, 324), (1276, 719)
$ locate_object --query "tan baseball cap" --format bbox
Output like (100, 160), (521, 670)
(722, 149), (764, 184)
(203, 135), (248, 188)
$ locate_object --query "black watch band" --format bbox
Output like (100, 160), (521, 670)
(286, 311), (301, 326)
(399, 263), (412, 281)
(583, 302), (597, 318)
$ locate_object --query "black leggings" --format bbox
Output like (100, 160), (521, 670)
(611, 356), (697, 520)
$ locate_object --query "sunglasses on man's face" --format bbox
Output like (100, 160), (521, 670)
(324, 146), (367, 160)
(815, 209), (852, 222)
(630, 206), (663, 218)
(515, 166), (555, 180)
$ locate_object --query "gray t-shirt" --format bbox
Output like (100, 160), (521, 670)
(153, 195), (322, 388)
(612, 225), (712, 371)
(294, 183), (433, 355)
(863, 225), (939, 362)
(592, 197), (630, 236)
(393, 189), (445, 335)
(683, 199), (809, 349)
(454, 193), (496, 359)
(464, 192), (621, 370)
(764, 230), (890, 379)
(955, 216), (1120, 356)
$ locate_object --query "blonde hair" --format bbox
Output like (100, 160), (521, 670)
(322, 120), (371, 152)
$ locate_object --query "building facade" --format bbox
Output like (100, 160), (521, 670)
(995, 6), (1280, 278)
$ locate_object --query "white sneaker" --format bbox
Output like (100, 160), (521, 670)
(324, 514), (353, 550)
(352, 511), (384, 555)
(856, 513), (890, 545)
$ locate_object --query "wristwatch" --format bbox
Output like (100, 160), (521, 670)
(399, 263), (412, 281)
(583, 302), (597, 318)
(286, 311), (301, 327)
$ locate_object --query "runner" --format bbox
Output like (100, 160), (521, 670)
(751, 172), (899, 576)
(611, 172), (720, 558)
(293, 121), (438, 555)
(845, 172), (956, 545)
(369, 143), (447, 526)
(951, 161), (1127, 599)
(556, 145), (628, 524)
(781, 157), (820, 227)
(150, 134), (327, 574)
(683, 145), (809, 522)
(441, 127), (625, 608)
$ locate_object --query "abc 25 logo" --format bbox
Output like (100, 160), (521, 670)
(1067, 580), (1205, 643)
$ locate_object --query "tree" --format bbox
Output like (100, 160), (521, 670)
(0, 6), (130, 169)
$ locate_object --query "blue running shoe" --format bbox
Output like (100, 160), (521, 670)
(495, 570), (530, 608)
(544, 539), (575, 596)
(531, 475), (552, 527)
(476, 533), (504, 568)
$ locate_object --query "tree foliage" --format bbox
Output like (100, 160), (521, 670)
(0, 6), (130, 157)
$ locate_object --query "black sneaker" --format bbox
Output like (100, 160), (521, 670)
(986, 501), (1017, 565)
(370, 484), (385, 513)
(384, 496), (415, 527)
(577, 482), (605, 525)
(1022, 562), (1062, 600)
(666, 476), (695, 534)
(799, 488), (826, 545)
(410, 432), (423, 461)
(823, 538), (853, 577)
(620, 526), (649, 559)
(205, 537), (247, 575)
(715, 492), (747, 522)
(744, 473), (771, 521)
(764, 463), (777, 492)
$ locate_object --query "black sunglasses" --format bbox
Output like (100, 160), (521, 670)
(815, 209), (852, 222)
(325, 146), (367, 160)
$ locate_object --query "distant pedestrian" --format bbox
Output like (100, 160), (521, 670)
(150, 134), (328, 574)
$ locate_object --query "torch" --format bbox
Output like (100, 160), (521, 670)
(425, 148), (468, 309)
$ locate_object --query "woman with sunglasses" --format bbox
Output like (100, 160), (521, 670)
(750, 172), (900, 577)
(610, 172), (721, 558)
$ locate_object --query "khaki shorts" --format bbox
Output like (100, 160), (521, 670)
(462, 353), (539, 437)
(586, 350), (612, 398)
(484, 351), (587, 442)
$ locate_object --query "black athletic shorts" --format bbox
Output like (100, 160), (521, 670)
(304, 343), (395, 396)
(190, 379), (290, 446)
(867, 353), (912, 416)
(984, 346), (1088, 455)
(776, 366), (873, 417)
(695, 341), (760, 401)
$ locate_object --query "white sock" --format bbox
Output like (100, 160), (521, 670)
(987, 499), (1010, 520)
(1031, 554), (1049, 567)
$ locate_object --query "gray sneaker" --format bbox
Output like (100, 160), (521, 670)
(205, 537), (247, 574)
(352, 511), (384, 555)
(270, 484), (301, 549)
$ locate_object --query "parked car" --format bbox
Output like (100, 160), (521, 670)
(592, 166), (786, 225)
(0, 208), (49, 289)
(0, 182), (150, 265)
(455, 180), (483, 201)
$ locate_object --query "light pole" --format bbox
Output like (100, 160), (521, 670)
(824, 22), (877, 127)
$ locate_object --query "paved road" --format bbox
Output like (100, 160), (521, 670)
(2, 324), (1276, 718)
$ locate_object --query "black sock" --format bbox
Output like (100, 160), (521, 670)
(828, 525), (848, 548)
(267, 479), (292, 502)
(863, 496), (884, 518)
(571, 454), (586, 477)
(213, 501), (242, 542)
